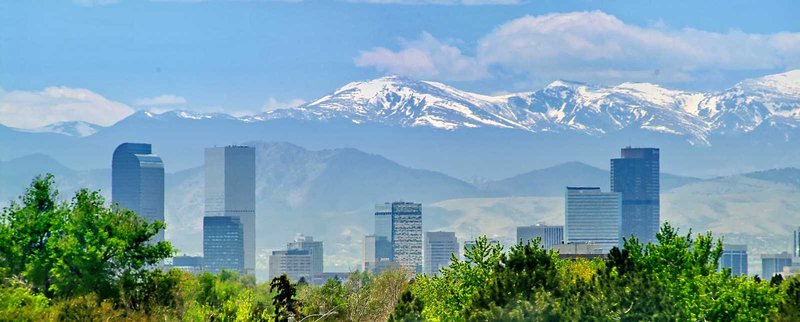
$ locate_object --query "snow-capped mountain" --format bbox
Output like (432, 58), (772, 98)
(256, 71), (800, 145)
(19, 121), (105, 137)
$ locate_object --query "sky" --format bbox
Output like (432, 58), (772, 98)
(1, 0), (799, 128)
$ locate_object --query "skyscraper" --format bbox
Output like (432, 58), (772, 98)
(611, 147), (660, 244)
(762, 253), (793, 278)
(424, 231), (459, 276)
(287, 234), (323, 276)
(112, 143), (165, 243)
(364, 234), (393, 273)
(720, 244), (748, 276)
(374, 202), (423, 274)
(203, 216), (244, 274)
(517, 224), (564, 250)
(269, 249), (313, 282)
(794, 226), (799, 258)
(564, 187), (621, 252)
(205, 146), (256, 275)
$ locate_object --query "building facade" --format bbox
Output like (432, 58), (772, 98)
(794, 226), (799, 258)
(424, 231), (459, 276)
(564, 187), (621, 252)
(287, 234), (324, 276)
(269, 249), (313, 282)
(171, 256), (204, 274)
(517, 224), (564, 250)
(373, 202), (423, 274)
(720, 244), (748, 276)
(611, 147), (660, 244)
(762, 253), (793, 278)
(112, 143), (165, 243)
(205, 146), (256, 275)
(203, 216), (244, 274)
(364, 234), (394, 273)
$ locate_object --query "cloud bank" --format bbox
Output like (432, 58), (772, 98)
(0, 87), (135, 129)
(356, 11), (800, 85)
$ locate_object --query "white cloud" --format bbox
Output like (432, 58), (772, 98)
(134, 94), (188, 106)
(355, 11), (800, 85)
(0, 87), (134, 129)
(355, 32), (488, 81)
(262, 97), (307, 111)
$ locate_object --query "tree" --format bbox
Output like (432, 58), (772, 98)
(270, 274), (299, 322)
(0, 175), (173, 301)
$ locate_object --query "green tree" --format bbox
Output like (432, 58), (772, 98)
(0, 174), (173, 301)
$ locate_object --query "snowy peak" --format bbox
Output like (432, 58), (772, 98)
(737, 70), (800, 97)
(24, 121), (104, 137)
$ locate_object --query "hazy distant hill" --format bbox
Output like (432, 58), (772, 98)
(3, 144), (799, 276)
(484, 161), (700, 196)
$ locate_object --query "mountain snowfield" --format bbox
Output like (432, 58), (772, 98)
(252, 70), (799, 144)
(15, 70), (799, 145)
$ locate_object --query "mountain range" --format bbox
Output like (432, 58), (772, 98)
(2, 70), (799, 179)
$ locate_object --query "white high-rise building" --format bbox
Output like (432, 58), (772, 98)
(287, 234), (323, 276)
(424, 231), (459, 276)
(564, 187), (621, 252)
(517, 224), (563, 250)
(269, 249), (312, 282)
(205, 146), (256, 276)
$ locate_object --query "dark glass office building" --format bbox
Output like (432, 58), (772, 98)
(611, 147), (660, 244)
(112, 143), (165, 243)
(374, 202), (423, 274)
(203, 216), (245, 274)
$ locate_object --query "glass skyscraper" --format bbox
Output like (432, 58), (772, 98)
(564, 187), (621, 252)
(203, 216), (245, 274)
(611, 147), (660, 244)
(424, 231), (459, 276)
(112, 143), (165, 243)
(364, 234), (394, 273)
(205, 146), (256, 275)
(517, 224), (564, 250)
(720, 244), (748, 276)
(793, 226), (799, 258)
(374, 202), (423, 274)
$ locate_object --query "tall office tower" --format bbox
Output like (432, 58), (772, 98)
(762, 253), (793, 278)
(424, 232), (459, 276)
(720, 244), (748, 276)
(268, 249), (312, 282)
(611, 147), (660, 244)
(374, 202), (423, 274)
(112, 143), (165, 243)
(517, 224), (564, 250)
(364, 235), (394, 273)
(794, 226), (799, 257)
(203, 216), (244, 274)
(287, 234), (323, 276)
(564, 187), (622, 252)
(205, 146), (256, 276)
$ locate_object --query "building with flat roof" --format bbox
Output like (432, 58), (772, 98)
(205, 145), (256, 275)
(374, 202), (423, 274)
(203, 216), (244, 274)
(424, 231), (459, 276)
(517, 224), (563, 250)
(269, 249), (313, 282)
(611, 147), (660, 244)
(564, 187), (621, 252)
(762, 252), (793, 278)
(288, 234), (323, 276)
(720, 244), (748, 276)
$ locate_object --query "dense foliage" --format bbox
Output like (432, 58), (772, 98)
(1, 175), (799, 321)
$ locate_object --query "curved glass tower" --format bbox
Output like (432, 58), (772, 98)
(112, 143), (165, 243)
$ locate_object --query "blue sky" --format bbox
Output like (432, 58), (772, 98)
(1, 0), (799, 128)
